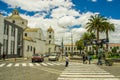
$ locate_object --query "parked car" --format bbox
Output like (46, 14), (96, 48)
(43, 53), (50, 57)
(48, 53), (59, 61)
(31, 54), (44, 62)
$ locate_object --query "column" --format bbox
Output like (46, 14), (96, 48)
(14, 28), (18, 55)
(7, 25), (12, 55)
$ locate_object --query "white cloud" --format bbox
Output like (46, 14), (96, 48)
(108, 19), (120, 43)
(91, 0), (97, 2)
(1, 0), (73, 12)
(20, 9), (120, 45)
(99, 18), (120, 43)
(107, 0), (113, 2)
(51, 7), (80, 19)
(1, 0), (120, 44)
(0, 10), (8, 15)
(20, 11), (94, 45)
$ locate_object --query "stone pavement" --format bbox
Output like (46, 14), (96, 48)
(57, 62), (120, 80)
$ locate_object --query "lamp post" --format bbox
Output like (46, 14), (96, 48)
(0, 43), (3, 58)
(61, 37), (64, 60)
(71, 30), (73, 56)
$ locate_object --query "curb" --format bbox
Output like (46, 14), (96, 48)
(0, 58), (29, 62)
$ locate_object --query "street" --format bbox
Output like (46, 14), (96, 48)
(0, 57), (120, 80)
(0, 57), (65, 80)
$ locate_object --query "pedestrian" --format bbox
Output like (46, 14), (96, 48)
(97, 55), (102, 65)
(88, 55), (92, 64)
(82, 52), (87, 64)
(97, 47), (103, 65)
(65, 55), (69, 67)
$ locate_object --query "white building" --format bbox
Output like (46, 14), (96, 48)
(0, 9), (26, 58)
(23, 27), (46, 58)
(23, 26), (61, 58)
(63, 44), (80, 55)
(0, 13), (4, 57)
(46, 26), (56, 53)
(0, 9), (61, 58)
(108, 43), (120, 53)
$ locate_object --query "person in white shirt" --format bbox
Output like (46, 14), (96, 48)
(65, 55), (69, 67)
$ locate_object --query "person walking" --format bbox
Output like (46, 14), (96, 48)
(65, 55), (69, 67)
(97, 47), (103, 65)
(97, 54), (102, 65)
(82, 53), (86, 64)
(88, 55), (92, 64)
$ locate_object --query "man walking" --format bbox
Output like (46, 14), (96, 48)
(65, 55), (69, 67)
(97, 47), (103, 65)
(88, 55), (92, 64)
(82, 53), (86, 64)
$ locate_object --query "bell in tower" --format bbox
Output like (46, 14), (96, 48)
(47, 26), (55, 45)
(12, 9), (19, 15)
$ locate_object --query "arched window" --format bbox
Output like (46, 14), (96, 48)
(49, 40), (51, 44)
(49, 35), (51, 38)
(22, 22), (24, 24)
(25, 33), (27, 37)
(12, 20), (15, 23)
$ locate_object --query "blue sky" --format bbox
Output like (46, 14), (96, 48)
(72, 0), (120, 19)
(0, 0), (120, 19)
(0, 0), (120, 44)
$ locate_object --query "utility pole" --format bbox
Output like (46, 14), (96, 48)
(61, 37), (64, 60)
(71, 31), (73, 56)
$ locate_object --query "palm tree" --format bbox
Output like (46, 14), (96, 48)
(82, 32), (95, 54)
(86, 14), (107, 41)
(81, 33), (90, 54)
(89, 32), (96, 41)
(103, 22), (115, 50)
(89, 32), (96, 54)
(86, 14), (107, 55)
(82, 32), (90, 41)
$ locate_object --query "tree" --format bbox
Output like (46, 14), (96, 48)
(86, 14), (107, 40)
(75, 32), (96, 55)
(82, 32), (96, 54)
(103, 22), (115, 50)
(86, 14), (107, 54)
(75, 39), (84, 55)
(89, 32), (96, 54)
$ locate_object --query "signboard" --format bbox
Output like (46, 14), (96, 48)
(84, 38), (109, 46)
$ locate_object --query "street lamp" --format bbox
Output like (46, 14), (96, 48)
(0, 42), (3, 56)
(71, 31), (74, 56)
(61, 37), (64, 59)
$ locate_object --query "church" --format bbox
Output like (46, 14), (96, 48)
(23, 26), (60, 58)
(0, 9), (60, 59)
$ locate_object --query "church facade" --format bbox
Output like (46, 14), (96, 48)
(0, 9), (25, 58)
(23, 26), (61, 58)
(0, 9), (60, 59)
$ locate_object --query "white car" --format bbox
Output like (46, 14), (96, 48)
(48, 53), (59, 61)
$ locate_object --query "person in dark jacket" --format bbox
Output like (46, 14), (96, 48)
(82, 52), (87, 64)
(88, 55), (92, 64)
(97, 48), (103, 65)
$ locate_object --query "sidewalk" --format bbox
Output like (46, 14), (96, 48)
(0, 57), (28, 62)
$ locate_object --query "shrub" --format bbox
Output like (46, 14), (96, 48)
(92, 55), (97, 59)
(105, 58), (113, 66)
